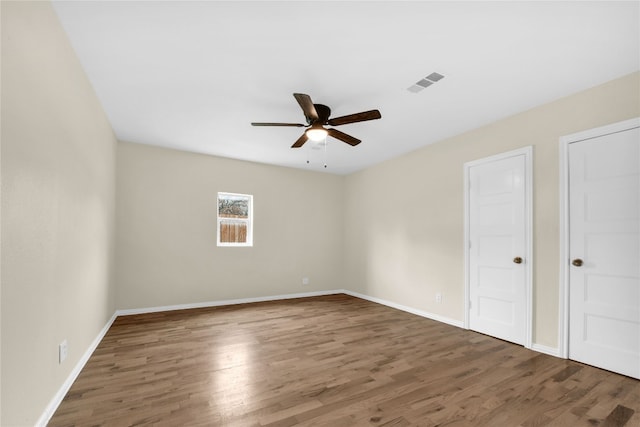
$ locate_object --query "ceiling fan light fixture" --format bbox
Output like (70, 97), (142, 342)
(306, 127), (328, 142)
(253, 93), (380, 148)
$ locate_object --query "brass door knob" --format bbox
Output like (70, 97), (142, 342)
(572, 258), (584, 267)
(513, 257), (523, 264)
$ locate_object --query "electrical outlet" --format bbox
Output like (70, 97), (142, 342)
(59, 340), (68, 363)
(436, 293), (442, 303)
(302, 277), (310, 285)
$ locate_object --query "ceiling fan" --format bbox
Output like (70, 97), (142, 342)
(251, 93), (381, 148)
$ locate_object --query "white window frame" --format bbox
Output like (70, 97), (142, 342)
(217, 192), (253, 247)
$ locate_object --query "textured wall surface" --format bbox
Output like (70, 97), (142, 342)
(115, 142), (345, 310)
(1, 2), (117, 424)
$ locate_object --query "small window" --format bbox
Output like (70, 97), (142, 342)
(217, 192), (253, 247)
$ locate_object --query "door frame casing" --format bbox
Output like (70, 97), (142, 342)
(558, 117), (640, 359)
(463, 146), (533, 349)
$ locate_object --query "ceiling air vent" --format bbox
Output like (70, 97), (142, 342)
(426, 72), (444, 82)
(407, 72), (445, 93)
(416, 79), (433, 88)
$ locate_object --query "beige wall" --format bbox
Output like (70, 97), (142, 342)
(344, 72), (640, 349)
(0, 2), (117, 425)
(115, 142), (345, 309)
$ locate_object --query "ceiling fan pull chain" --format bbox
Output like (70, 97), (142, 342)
(324, 135), (328, 168)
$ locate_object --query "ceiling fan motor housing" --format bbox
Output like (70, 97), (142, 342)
(312, 104), (331, 125)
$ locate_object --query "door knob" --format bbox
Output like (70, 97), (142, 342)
(513, 257), (523, 264)
(572, 258), (583, 267)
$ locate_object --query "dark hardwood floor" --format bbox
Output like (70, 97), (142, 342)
(49, 294), (639, 426)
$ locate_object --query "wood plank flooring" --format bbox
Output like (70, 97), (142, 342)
(49, 294), (640, 426)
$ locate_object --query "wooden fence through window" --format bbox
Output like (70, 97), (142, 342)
(219, 222), (247, 243)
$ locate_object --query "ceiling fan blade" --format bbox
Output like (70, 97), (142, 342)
(291, 133), (309, 148)
(327, 109), (381, 126)
(293, 93), (319, 122)
(251, 122), (305, 127)
(327, 128), (361, 146)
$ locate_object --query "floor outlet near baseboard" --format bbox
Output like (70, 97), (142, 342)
(436, 293), (442, 304)
(302, 277), (310, 286)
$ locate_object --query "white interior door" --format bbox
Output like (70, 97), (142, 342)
(467, 149), (530, 346)
(568, 125), (640, 379)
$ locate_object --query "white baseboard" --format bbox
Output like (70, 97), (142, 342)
(343, 290), (465, 328)
(36, 311), (118, 427)
(531, 343), (562, 358)
(116, 289), (344, 316)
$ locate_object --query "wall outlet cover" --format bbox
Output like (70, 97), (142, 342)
(59, 340), (68, 363)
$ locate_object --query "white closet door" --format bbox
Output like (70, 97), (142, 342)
(469, 153), (527, 345)
(568, 126), (640, 379)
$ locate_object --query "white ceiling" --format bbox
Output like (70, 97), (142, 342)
(52, 1), (639, 175)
